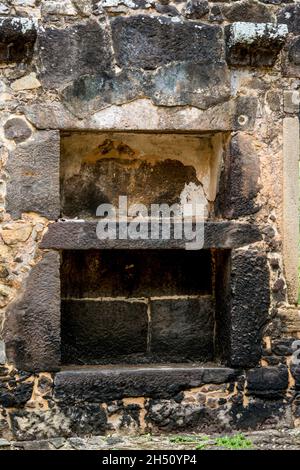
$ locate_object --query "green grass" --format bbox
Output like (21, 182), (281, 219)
(214, 434), (252, 450)
(169, 435), (209, 445)
(170, 433), (252, 450)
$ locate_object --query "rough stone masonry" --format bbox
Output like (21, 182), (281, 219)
(0, 0), (299, 442)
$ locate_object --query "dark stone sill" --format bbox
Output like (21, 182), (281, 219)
(54, 365), (241, 402)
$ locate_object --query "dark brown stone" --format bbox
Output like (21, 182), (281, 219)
(3, 251), (61, 372)
(41, 221), (262, 250)
(54, 367), (238, 402)
(37, 20), (113, 88)
(216, 132), (261, 218)
(227, 249), (270, 368)
(111, 15), (224, 70)
(246, 366), (289, 398)
(61, 300), (148, 364)
(150, 297), (215, 361)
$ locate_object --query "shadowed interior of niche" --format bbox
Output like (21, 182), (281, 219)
(61, 249), (221, 365)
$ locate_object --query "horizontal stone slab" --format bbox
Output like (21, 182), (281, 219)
(24, 96), (257, 133)
(54, 366), (239, 402)
(41, 220), (261, 250)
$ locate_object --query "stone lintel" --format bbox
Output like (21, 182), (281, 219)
(40, 220), (262, 250)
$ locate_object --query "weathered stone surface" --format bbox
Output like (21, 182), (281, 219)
(155, 3), (179, 16)
(61, 156), (200, 218)
(0, 3), (9, 15)
(291, 364), (300, 390)
(4, 251), (61, 372)
(61, 62), (231, 117)
(41, 221), (262, 250)
(246, 366), (289, 398)
(284, 90), (300, 114)
(282, 36), (300, 78)
(0, 341), (5, 364)
(216, 132), (261, 218)
(277, 4), (300, 34)
(111, 16), (224, 70)
(1, 222), (32, 245)
(5, 130), (60, 219)
(37, 21), (112, 88)
(209, 4), (224, 23)
(54, 367), (238, 402)
(225, 22), (288, 67)
(4, 117), (32, 143)
(61, 300), (148, 364)
(283, 117), (300, 304)
(271, 338), (294, 356)
(0, 16), (36, 63)
(11, 72), (41, 91)
(288, 36), (300, 65)
(61, 250), (212, 299)
(0, 381), (33, 408)
(24, 96), (257, 132)
(148, 62), (230, 109)
(230, 398), (291, 430)
(150, 298), (214, 361)
(277, 307), (300, 335)
(228, 250), (270, 368)
(183, 0), (209, 19)
(223, 0), (273, 23)
(41, 0), (77, 16)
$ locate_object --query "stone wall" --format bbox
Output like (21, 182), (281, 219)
(0, 0), (299, 439)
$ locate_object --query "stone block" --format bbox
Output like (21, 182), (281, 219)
(216, 132), (261, 218)
(4, 117), (32, 143)
(246, 366), (289, 398)
(3, 251), (61, 372)
(37, 20), (113, 88)
(225, 22), (288, 67)
(54, 367), (238, 402)
(216, 249), (270, 368)
(5, 130), (60, 219)
(61, 300), (148, 364)
(0, 16), (36, 63)
(183, 0), (209, 20)
(61, 62), (231, 117)
(283, 117), (300, 304)
(283, 90), (300, 114)
(223, 0), (273, 23)
(229, 249), (270, 368)
(41, 221), (262, 250)
(0, 340), (5, 364)
(150, 298), (215, 362)
(111, 15), (224, 70)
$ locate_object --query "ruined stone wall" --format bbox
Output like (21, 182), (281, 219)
(0, 0), (299, 440)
